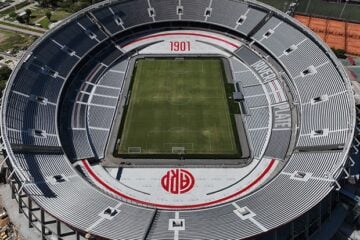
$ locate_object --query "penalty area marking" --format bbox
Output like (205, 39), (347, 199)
(164, 143), (194, 152)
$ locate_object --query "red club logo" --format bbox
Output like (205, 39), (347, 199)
(161, 169), (195, 194)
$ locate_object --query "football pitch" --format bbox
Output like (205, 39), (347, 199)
(116, 58), (240, 156)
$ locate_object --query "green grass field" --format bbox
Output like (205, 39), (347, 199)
(296, 0), (360, 22)
(117, 58), (239, 156)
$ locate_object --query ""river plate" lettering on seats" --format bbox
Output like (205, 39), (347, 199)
(250, 60), (277, 83)
(273, 102), (291, 130)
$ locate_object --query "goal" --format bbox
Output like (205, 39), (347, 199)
(128, 147), (142, 153)
(172, 147), (185, 154)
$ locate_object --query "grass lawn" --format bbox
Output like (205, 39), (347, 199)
(38, 17), (49, 28)
(296, 0), (360, 22)
(51, 9), (72, 21)
(29, 7), (49, 23)
(37, 9), (71, 29)
(0, 29), (36, 52)
(29, 7), (72, 28)
(4, 6), (71, 29)
(0, 20), (45, 33)
(117, 58), (239, 155)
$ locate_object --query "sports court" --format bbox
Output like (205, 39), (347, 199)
(295, 15), (360, 56)
(117, 58), (240, 155)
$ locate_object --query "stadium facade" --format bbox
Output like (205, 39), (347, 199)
(0, 0), (358, 239)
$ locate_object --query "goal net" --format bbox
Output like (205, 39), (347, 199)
(128, 147), (142, 153)
(172, 147), (185, 154)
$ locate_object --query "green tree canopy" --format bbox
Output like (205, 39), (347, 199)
(0, 66), (12, 81)
(45, 11), (52, 21)
(25, 8), (32, 16)
(9, 12), (17, 19)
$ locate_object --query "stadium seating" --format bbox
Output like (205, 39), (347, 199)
(51, 15), (107, 57)
(32, 39), (80, 77)
(94, 0), (152, 30)
(209, 0), (253, 29)
(0, 0), (355, 239)
(181, 0), (209, 21)
(150, 0), (179, 21)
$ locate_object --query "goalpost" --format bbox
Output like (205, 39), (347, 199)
(172, 147), (185, 154)
(128, 147), (142, 153)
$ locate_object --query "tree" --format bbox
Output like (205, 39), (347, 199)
(332, 48), (347, 59)
(24, 9), (32, 24)
(0, 66), (12, 82)
(48, 0), (57, 8)
(16, 15), (24, 23)
(25, 9), (32, 17)
(24, 15), (30, 24)
(45, 11), (52, 21)
(9, 12), (17, 19)
(37, 0), (49, 8)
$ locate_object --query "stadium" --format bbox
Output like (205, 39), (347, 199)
(0, 0), (358, 239)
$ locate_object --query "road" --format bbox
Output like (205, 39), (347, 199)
(0, 22), (43, 36)
(0, 0), (26, 14)
(0, 1), (47, 36)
